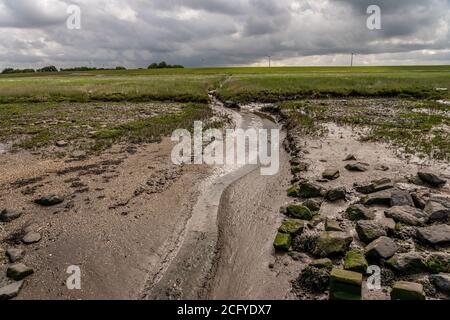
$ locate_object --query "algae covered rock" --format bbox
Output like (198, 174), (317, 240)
(329, 268), (362, 300)
(386, 252), (426, 274)
(279, 219), (305, 236)
(310, 258), (333, 270)
(391, 281), (425, 300)
(356, 220), (387, 244)
(298, 182), (325, 198)
(296, 265), (331, 293)
(425, 253), (450, 274)
(286, 205), (315, 221)
(346, 204), (375, 221)
(273, 232), (292, 252)
(313, 231), (353, 258)
(344, 250), (368, 273)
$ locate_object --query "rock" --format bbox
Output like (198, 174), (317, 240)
(288, 251), (309, 262)
(343, 154), (357, 161)
(391, 190), (414, 207)
(424, 200), (450, 223)
(298, 182), (325, 198)
(425, 253), (450, 274)
(391, 281), (425, 300)
(224, 100), (240, 109)
(411, 192), (427, 210)
(385, 206), (428, 226)
(291, 163), (308, 174)
(7, 263), (34, 281)
(0, 209), (22, 223)
(326, 187), (346, 202)
(346, 204), (375, 221)
(312, 232), (353, 258)
(375, 165), (390, 171)
(416, 224), (450, 246)
(71, 150), (87, 159)
(345, 162), (369, 172)
(310, 258), (333, 270)
(362, 190), (392, 206)
(286, 205), (315, 221)
(379, 217), (396, 234)
(303, 199), (322, 212)
(279, 219), (305, 235)
(35, 195), (64, 206)
(418, 171), (447, 188)
(386, 252), (426, 274)
(0, 281), (24, 300)
(322, 169), (340, 181)
(273, 232), (292, 252)
(325, 219), (343, 232)
(329, 268), (362, 300)
(287, 185), (300, 197)
(55, 140), (68, 147)
(22, 232), (41, 244)
(356, 221), (387, 244)
(296, 266), (331, 293)
(344, 250), (368, 273)
(365, 236), (398, 261)
(6, 248), (25, 263)
(430, 273), (450, 294)
(354, 178), (393, 195)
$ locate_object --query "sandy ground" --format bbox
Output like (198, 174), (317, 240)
(0, 140), (211, 299)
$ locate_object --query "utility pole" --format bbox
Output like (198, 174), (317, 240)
(268, 55), (271, 68)
(350, 52), (355, 67)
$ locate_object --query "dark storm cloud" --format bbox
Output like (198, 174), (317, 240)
(0, 0), (449, 68)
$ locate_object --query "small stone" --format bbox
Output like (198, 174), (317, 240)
(0, 281), (24, 300)
(312, 232), (353, 258)
(55, 140), (68, 147)
(0, 209), (22, 223)
(379, 218), (396, 234)
(365, 236), (398, 261)
(322, 169), (340, 181)
(356, 220), (387, 244)
(310, 258), (333, 270)
(22, 232), (41, 244)
(343, 154), (357, 161)
(418, 171), (447, 188)
(411, 192), (427, 210)
(344, 250), (368, 273)
(7, 263), (34, 281)
(362, 190), (392, 206)
(391, 190), (414, 207)
(346, 204), (375, 221)
(325, 219), (343, 232)
(303, 199), (322, 212)
(430, 273), (450, 294)
(354, 178), (393, 195)
(385, 206), (428, 226)
(416, 224), (450, 246)
(345, 162), (369, 172)
(386, 252), (426, 274)
(375, 165), (390, 171)
(298, 182), (325, 198)
(71, 150), (87, 159)
(6, 248), (25, 263)
(273, 232), (292, 252)
(425, 253), (450, 274)
(35, 195), (64, 206)
(287, 185), (300, 197)
(425, 200), (450, 223)
(326, 187), (346, 202)
(329, 268), (362, 300)
(286, 205), (315, 220)
(391, 281), (425, 300)
(279, 219), (305, 235)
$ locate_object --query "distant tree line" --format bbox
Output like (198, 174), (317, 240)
(148, 61), (184, 69)
(1, 66), (59, 74)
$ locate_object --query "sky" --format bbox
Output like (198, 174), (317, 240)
(0, 0), (449, 69)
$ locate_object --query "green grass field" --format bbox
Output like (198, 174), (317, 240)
(0, 66), (449, 155)
(1, 66), (449, 103)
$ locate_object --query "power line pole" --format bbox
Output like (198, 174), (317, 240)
(268, 55), (271, 68)
(350, 52), (355, 67)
